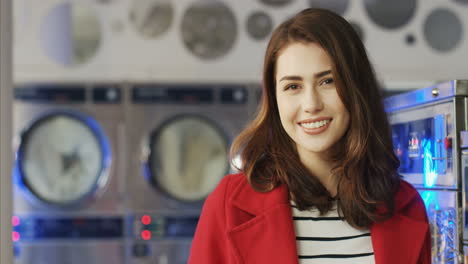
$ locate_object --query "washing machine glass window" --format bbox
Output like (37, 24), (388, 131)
(148, 115), (229, 202)
(17, 112), (110, 206)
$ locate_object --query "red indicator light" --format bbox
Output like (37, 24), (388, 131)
(141, 215), (151, 225)
(12, 216), (20, 227)
(444, 137), (452, 150)
(12, 231), (20, 242)
(141, 230), (152, 240)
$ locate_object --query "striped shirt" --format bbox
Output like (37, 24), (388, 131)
(291, 202), (375, 264)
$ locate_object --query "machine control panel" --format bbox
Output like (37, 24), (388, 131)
(132, 85), (214, 103)
(131, 214), (199, 240)
(15, 85), (86, 103)
(92, 86), (121, 103)
(12, 216), (124, 240)
(132, 84), (248, 104)
(220, 86), (248, 104)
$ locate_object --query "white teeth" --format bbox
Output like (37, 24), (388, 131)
(301, 119), (331, 129)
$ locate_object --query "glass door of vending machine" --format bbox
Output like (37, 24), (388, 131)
(460, 131), (468, 262)
(385, 80), (468, 264)
(391, 108), (460, 263)
(0, 0), (14, 263)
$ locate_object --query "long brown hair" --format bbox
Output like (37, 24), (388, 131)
(231, 8), (401, 229)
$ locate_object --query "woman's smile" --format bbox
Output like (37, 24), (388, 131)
(299, 118), (332, 135)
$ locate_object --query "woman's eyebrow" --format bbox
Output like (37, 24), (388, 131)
(278, 70), (331, 83)
(278, 75), (303, 83)
(314, 70), (332, 78)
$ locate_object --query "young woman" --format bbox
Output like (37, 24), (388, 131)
(189, 8), (431, 264)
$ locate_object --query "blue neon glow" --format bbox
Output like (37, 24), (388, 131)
(420, 190), (440, 211)
(422, 138), (437, 188)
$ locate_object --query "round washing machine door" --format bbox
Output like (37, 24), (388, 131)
(147, 115), (230, 202)
(16, 111), (111, 206)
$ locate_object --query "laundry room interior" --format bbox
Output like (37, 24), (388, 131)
(2, 0), (468, 263)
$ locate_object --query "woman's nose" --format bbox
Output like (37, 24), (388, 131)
(303, 88), (324, 113)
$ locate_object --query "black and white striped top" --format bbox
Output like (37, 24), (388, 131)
(291, 203), (375, 264)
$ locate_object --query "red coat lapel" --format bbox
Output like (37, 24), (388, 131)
(228, 203), (299, 264)
(227, 180), (299, 264)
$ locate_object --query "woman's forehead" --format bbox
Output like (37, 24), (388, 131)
(275, 42), (333, 79)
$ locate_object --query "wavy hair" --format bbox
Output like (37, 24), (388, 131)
(230, 8), (401, 228)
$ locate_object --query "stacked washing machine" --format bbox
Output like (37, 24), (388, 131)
(124, 83), (251, 264)
(12, 83), (127, 264)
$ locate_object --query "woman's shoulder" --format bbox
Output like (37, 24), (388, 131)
(222, 172), (249, 186)
(212, 172), (248, 193)
(204, 173), (249, 203)
(395, 180), (420, 201)
(393, 180), (428, 221)
(205, 172), (288, 214)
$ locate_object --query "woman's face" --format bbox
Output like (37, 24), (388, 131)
(275, 42), (350, 159)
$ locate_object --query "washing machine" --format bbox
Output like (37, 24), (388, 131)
(125, 83), (251, 264)
(12, 83), (127, 264)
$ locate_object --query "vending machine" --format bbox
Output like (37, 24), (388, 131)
(384, 80), (468, 263)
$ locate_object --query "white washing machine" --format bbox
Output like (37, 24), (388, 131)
(12, 83), (127, 264)
(124, 83), (251, 264)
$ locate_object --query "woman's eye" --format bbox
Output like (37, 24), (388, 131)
(285, 84), (299, 91)
(321, 78), (334, 86)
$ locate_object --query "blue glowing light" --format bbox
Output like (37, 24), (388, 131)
(422, 138), (437, 188)
(420, 190), (440, 211)
(420, 138), (440, 210)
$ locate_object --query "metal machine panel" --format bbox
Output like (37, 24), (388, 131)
(462, 152), (468, 244)
(385, 80), (468, 263)
(385, 80), (468, 112)
(124, 83), (251, 264)
(388, 101), (456, 188)
(13, 241), (124, 264)
(421, 190), (459, 263)
(12, 84), (126, 264)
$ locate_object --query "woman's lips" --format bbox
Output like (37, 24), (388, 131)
(299, 119), (332, 135)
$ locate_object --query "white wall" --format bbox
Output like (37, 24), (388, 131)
(13, 0), (468, 90)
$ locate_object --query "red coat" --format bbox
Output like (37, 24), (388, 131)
(189, 173), (431, 264)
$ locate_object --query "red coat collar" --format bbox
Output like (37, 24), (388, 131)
(226, 176), (429, 264)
